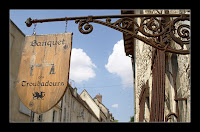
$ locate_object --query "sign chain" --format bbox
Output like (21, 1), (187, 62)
(65, 17), (68, 33)
(32, 23), (37, 35)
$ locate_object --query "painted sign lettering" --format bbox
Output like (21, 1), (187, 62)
(30, 39), (66, 47)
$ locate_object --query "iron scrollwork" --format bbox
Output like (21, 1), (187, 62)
(75, 15), (190, 54)
(75, 16), (93, 34)
(170, 15), (190, 47)
(139, 17), (163, 37)
(165, 112), (179, 122)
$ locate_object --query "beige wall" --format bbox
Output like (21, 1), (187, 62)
(9, 20), (30, 122)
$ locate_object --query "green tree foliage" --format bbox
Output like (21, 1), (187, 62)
(130, 116), (134, 122)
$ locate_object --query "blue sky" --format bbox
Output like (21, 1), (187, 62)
(10, 9), (134, 122)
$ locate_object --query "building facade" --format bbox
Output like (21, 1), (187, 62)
(122, 9), (190, 122)
(10, 19), (31, 122)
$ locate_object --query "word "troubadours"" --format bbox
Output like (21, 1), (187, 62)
(21, 80), (65, 87)
(30, 39), (66, 47)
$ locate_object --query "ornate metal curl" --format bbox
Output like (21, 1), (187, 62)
(75, 15), (190, 54)
(139, 17), (163, 37)
(75, 16), (94, 34)
(170, 15), (190, 47)
(75, 19), (93, 34)
(165, 112), (179, 122)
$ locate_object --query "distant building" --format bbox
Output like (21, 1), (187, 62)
(34, 85), (100, 122)
(26, 84), (114, 122)
(94, 94), (112, 122)
(80, 90), (114, 122)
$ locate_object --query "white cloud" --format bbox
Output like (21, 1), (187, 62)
(105, 40), (133, 88)
(69, 48), (96, 83)
(111, 104), (119, 108)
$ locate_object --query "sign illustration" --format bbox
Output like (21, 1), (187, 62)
(33, 92), (45, 100)
(16, 33), (72, 114)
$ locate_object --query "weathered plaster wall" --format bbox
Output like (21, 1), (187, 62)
(9, 20), (30, 122)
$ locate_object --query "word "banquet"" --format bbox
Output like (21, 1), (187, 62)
(30, 39), (66, 47)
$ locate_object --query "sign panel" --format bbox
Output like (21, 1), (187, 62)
(16, 33), (72, 114)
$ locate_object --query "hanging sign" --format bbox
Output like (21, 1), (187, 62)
(16, 33), (72, 114)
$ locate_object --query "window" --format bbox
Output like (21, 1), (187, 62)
(73, 101), (76, 112)
(64, 108), (66, 122)
(52, 110), (57, 122)
(38, 114), (43, 122)
(82, 109), (85, 119)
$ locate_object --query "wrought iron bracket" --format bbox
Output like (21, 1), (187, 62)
(25, 13), (190, 54)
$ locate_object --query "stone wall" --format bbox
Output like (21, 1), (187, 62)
(133, 10), (190, 122)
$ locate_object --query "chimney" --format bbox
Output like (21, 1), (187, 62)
(73, 87), (77, 97)
(95, 94), (102, 103)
